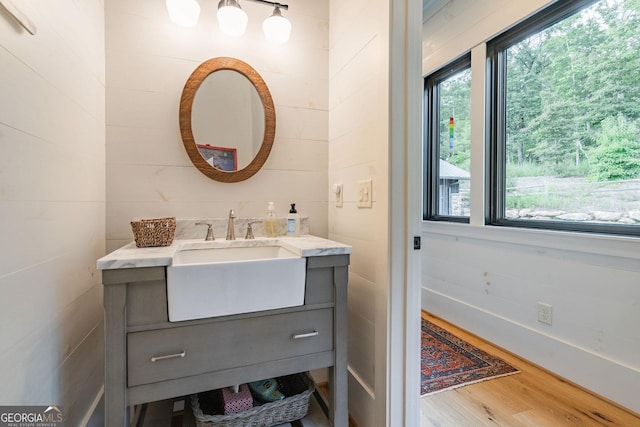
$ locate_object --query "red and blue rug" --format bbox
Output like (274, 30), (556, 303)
(421, 318), (519, 396)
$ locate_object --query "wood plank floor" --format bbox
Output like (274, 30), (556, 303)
(421, 311), (640, 427)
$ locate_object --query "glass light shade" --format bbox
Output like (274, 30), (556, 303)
(217, 2), (248, 37)
(262, 8), (291, 44)
(166, 0), (200, 28)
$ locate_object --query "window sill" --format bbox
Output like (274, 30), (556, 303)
(421, 220), (640, 265)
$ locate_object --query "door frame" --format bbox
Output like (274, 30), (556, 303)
(388, 0), (423, 425)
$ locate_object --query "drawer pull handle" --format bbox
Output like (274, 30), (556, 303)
(293, 331), (319, 339)
(150, 351), (186, 362)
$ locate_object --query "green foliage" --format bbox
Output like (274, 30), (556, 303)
(505, 193), (566, 210)
(503, 0), (640, 176)
(548, 161), (591, 177)
(588, 115), (640, 180)
(506, 160), (590, 178)
(506, 161), (549, 178)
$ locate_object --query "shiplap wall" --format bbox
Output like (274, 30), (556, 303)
(0, 0), (105, 424)
(328, 1), (390, 425)
(422, 0), (640, 412)
(105, 0), (329, 252)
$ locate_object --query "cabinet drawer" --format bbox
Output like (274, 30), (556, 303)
(127, 308), (333, 387)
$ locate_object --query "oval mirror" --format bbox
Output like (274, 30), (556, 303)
(179, 57), (275, 183)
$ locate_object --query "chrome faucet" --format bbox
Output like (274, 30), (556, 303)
(226, 210), (236, 240)
(195, 222), (214, 241)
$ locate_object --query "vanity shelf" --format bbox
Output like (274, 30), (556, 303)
(102, 250), (349, 427)
(134, 392), (332, 427)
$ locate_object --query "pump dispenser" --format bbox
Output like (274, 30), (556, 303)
(264, 202), (278, 237)
(287, 203), (300, 236)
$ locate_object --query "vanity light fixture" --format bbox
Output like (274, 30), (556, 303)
(216, 0), (248, 36)
(217, 0), (291, 43)
(167, 0), (291, 44)
(166, 0), (201, 28)
(261, 5), (291, 44)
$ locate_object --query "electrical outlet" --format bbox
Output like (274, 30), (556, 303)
(537, 302), (553, 325)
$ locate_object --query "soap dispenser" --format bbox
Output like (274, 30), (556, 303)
(264, 202), (278, 238)
(287, 203), (300, 236)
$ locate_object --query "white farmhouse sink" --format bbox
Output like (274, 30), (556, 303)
(166, 243), (306, 322)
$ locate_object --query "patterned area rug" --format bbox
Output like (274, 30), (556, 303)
(421, 318), (519, 396)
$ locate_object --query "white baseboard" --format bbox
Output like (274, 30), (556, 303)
(81, 386), (104, 427)
(347, 368), (375, 427)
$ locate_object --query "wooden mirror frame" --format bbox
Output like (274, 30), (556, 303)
(179, 57), (276, 183)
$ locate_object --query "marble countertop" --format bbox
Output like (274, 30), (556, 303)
(97, 235), (352, 270)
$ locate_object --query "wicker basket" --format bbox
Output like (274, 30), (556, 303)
(130, 217), (176, 247)
(191, 373), (315, 427)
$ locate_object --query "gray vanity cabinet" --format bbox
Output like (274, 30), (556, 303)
(102, 254), (349, 427)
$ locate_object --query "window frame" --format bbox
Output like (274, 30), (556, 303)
(486, 0), (640, 237)
(423, 52), (472, 223)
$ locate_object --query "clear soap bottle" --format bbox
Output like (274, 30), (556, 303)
(264, 202), (278, 238)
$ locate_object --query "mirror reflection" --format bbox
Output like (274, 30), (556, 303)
(179, 57), (276, 183)
(192, 70), (265, 171)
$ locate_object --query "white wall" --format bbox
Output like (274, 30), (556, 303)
(422, 0), (640, 412)
(105, 0), (329, 252)
(0, 0), (105, 424)
(328, 1), (391, 425)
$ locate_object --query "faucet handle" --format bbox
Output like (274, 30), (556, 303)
(195, 222), (215, 241)
(245, 221), (261, 240)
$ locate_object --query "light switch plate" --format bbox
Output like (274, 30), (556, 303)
(357, 179), (372, 208)
(334, 183), (343, 207)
